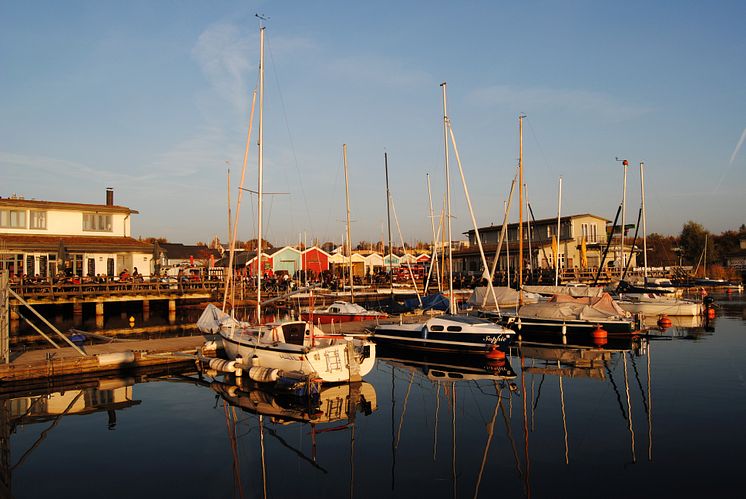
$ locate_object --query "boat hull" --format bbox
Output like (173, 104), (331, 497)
(373, 323), (514, 354)
(498, 313), (637, 335)
(300, 312), (386, 324)
(616, 299), (703, 316)
(220, 329), (376, 383)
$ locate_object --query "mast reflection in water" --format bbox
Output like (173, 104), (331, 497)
(2, 292), (746, 498)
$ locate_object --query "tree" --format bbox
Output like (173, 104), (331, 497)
(242, 239), (274, 251)
(679, 221), (715, 268)
(645, 233), (679, 267)
(714, 226), (746, 263)
(142, 237), (168, 244)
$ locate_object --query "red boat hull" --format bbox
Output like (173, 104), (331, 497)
(300, 313), (387, 325)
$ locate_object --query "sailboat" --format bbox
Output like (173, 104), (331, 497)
(615, 162), (704, 316)
(197, 27), (376, 383)
(300, 145), (388, 325)
(495, 119), (637, 335)
(372, 82), (515, 353)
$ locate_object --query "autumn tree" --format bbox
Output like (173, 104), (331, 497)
(679, 221), (715, 267)
(646, 233), (679, 267)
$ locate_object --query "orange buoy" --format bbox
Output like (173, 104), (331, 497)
(657, 314), (672, 329)
(591, 324), (607, 338)
(591, 324), (608, 347)
(706, 307), (716, 319)
(486, 345), (506, 360)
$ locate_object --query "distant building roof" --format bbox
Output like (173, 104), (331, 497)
(465, 213), (610, 235)
(160, 243), (220, 260)
(0, 197), (138, 214)
(0, 234), (151, 252)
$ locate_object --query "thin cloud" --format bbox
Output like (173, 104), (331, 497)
(729, 127), (746, 164)
(192, 22), (256, 111)
(470, 85), (652, 121)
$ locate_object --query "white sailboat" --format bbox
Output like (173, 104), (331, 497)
(616, 162), (703, 317)
(198, 26), (375, 383)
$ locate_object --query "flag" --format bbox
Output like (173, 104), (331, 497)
(581, 236), (588, 268)
(551, 234), (558, 268)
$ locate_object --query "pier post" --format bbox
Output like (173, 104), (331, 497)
(73, 302), (83, 326)
(142, 300), (150, 322)
(95, 302), (105, 329)
(9, 306), (19, 322)
(1, 270), (9, 364)
(168, 299), (176, 324)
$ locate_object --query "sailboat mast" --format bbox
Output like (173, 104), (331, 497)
(384, 152), (393, 301)
(555, 176), (562, 286)
(441, 82), (454, 314)
(427, 173), (442, 292)
(256, 26), (265, 323)
(620, 159), (628, 275)
(518, 115), (524, 298)
(640, 162), (648, 284)
(343, 144), (354, 303)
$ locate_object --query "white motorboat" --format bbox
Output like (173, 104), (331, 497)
(301, 300), (388, 324)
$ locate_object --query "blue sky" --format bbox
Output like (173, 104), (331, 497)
(2, 1), (745, 246)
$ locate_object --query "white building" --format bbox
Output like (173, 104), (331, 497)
(0, 189), (154, 278)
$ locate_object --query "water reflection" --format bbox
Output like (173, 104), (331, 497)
(2, 293), (743, 498)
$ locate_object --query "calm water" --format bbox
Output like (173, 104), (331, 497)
(4, 293), (746, 498)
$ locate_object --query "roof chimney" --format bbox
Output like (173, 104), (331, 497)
(106, 187), (114, 206)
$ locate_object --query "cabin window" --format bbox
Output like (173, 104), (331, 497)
(83, 213), (112, 232)
(446, 326), (462, 332)
(430, 325), (444, 332)
(282, 323), (306, 346)
(447, 373), (465, 379)
(330, 307), (340, 313)
(431, 371), (446, 378)
(0, 209), (26, 228)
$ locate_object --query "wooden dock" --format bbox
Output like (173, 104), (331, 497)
(0, 336), (206, 385)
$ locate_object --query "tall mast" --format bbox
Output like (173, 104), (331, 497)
(256, 26), (265, 323)
(640, 162), (648, 284)
(441, 82), (454, 314)
(384, 152), (393, 301)
(518, 115), (524, 299)
(555, 176), (562, 286)
(618, 158), (629, 276)
(343, 144), (354, 303)
(427, 173), (442, 292)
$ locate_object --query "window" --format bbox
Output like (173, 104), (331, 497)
(83, 213), (112, 232)
(446, 326), (462, 332)
(30, 211), (47, 229)
(0, 209), (26, 228)
(581, 223), (598, 243)
(430, 325), (444, 332)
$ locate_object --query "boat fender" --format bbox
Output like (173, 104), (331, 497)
(249, 366), (280, 383)
(208, 358), (237, 373)
(706, 307), (716, 319)
(97, 351), (135, 367)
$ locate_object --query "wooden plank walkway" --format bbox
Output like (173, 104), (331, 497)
(0, 336), (206, 384)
